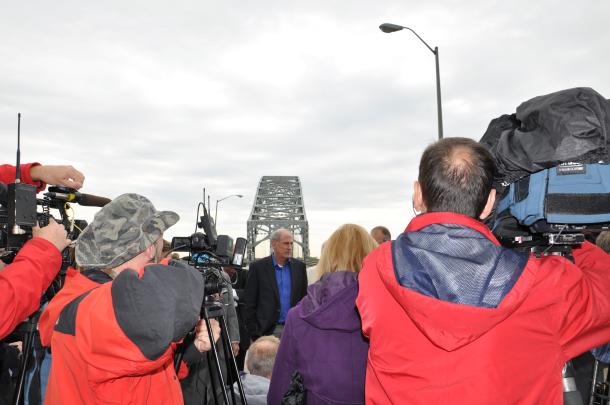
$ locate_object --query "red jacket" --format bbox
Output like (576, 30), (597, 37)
(0, 238), (61, 339)
(39, 261), (203, 405)
(0, 163), (45, 192)
(0, 162), (55, 340)
(356, 213), (610, 405)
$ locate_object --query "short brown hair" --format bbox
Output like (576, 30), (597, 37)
(371, 226), (391, 242)
(419, 137), (495, 218)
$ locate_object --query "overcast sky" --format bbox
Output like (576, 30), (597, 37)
(1, 0), (609, 258)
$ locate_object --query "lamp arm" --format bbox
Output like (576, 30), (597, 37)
(403, 26), (436, 54)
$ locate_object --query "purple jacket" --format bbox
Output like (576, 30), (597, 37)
(267, 271), (369, 404)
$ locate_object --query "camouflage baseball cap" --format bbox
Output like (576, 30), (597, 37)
(75, 193), (179, 270)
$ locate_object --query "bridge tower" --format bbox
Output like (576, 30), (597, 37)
(247, 176), (309, 261)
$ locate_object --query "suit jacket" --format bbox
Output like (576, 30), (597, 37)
(244, 256), (307, 339)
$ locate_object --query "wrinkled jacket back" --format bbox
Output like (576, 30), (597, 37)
(357, 213), (610, 404)
(268, 271), (368, 404)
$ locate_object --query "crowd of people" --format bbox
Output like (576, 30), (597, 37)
(3, 137), (610, 404)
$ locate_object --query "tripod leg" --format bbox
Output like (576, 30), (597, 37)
(13, 330), (34, 405)
(217, 315), (245, 405)
(218, 315), (246, 405)
(589, 360), (600, 405)
(218, 317), (239, 404)
(224, 342), (238, 405)
(563, 361), (585, 405)
(204, 317), (230, 405)
(206, 352), (220, 405)
(174, 331), (196, 374)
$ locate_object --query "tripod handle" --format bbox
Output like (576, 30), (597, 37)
(173, 330), (196, 373)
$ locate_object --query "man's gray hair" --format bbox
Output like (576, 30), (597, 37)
(597, 231), (610, 254)
(270, 228), (291, 242)
(245, 336), (280, 378)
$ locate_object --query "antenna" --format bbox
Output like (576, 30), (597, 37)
(7, 112), (37, 242)
(15, 113), (21, 183)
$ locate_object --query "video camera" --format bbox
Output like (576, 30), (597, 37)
(0, 114), (110, 298)
(171, 196), (249, 405)
(490, 162), (610, 256)
(0, 185), (91, 252)
(1, 184), (96, 305)
(171, 200), (247, 297)
(480, 87), (610, 257)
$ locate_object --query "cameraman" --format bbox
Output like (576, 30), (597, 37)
(38, 193), (219, 405)
(356, 138), (610, 404)
(0, 163), (84, 339)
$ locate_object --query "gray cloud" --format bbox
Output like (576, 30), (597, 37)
(1, 0), (609, 256)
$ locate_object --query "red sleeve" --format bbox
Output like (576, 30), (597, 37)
(0, 238), (62, 339)
(556, 241), (610, 361)
(0, 163), (46, 192)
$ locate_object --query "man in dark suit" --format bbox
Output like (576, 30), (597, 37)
(244, 229), (308, 340)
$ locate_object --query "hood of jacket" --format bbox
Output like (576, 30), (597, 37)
(298, 271), (361, 332)
(382, 212), (532, 352)
(235, 373), (269, 405)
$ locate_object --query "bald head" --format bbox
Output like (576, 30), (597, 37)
(417, 137), (496, 218)
(246, 336), (280, 379)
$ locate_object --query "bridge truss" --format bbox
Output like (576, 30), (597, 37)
(246, 176), (309, 261)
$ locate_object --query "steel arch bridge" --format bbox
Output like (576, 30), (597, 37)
(246, 176), (309, 261)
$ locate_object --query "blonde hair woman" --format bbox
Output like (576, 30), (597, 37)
(268, 224), (377, 404)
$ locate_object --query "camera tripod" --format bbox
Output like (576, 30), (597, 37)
(175, 297), (247, 405)
(588, 359), (610, 405)
(8, 308), (44, 405)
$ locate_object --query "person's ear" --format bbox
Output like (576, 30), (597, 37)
(145, 243), (157, 261)
(479, 189), (497, 220)
(413, 181), (426, 214)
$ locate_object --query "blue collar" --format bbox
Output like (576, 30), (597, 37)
(271, 253), (290, 268)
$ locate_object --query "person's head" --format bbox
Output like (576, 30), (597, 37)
(596, 231), (610, 254)
(370, 226), (391, 244)
(75, 193), (179, 278)
(245, 335), (280, 379)
(317, 224), (377, 279)
(414, 137), (496, 220)
(270, 228), (293, 264)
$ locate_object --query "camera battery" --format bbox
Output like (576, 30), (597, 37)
(7, 182), (37, 228)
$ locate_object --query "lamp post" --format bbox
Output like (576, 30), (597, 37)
(214, 194), (243, 225)
(379, 22), (443, 139)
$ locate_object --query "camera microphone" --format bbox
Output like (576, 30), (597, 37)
(76, 193), (112, 207)
(44, 190), (111, 207)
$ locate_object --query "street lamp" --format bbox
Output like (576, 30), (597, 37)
(214, 194), (243, 225)
(379, 22), (444, 139)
